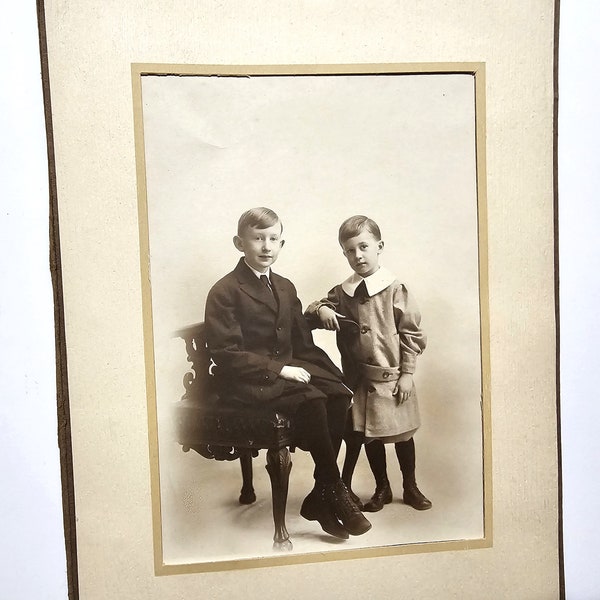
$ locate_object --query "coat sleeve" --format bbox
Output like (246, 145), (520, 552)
(290, 283), (322, 356)
(204, 282), (285, 383)
(290, 285), (345, 381)
(393, 283), (427, 374)
(303, 286), (340, 329)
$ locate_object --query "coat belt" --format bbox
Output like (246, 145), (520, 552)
(360, 364), (401, 382)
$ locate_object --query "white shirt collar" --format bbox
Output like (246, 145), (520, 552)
(244, 260), (271, 280)
(341, 266), (395, 297)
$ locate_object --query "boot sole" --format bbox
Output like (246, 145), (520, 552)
(404, 500), (432, 510)
(300, 506), (350, 539)
(343, 519), (372, 536)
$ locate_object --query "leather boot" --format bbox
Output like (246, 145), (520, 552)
(395, 438), (432, 510)
(300, 484), (349, 539)
(363, 480), (393, 512)
(403, 479), (432, 511)
(326, 480), (372, 536)
(342, 480), (364, 510)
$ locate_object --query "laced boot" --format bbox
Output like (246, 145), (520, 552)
(326, 480), (372, 536)
(363, 479), (393, 512)
(342, 478), (364, 510)
(395, 438), (432, 510)
(347, 487), (364, 510)
(300, 483), (349, 539)
(403, 478), (432, 511)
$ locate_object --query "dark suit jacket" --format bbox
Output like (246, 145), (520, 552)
(204, 258), (349, 408)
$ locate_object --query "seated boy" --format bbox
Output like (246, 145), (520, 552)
(204, 207), (371, 539)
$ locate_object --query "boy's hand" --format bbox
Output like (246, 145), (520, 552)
(318, 306), (345, 331)
(393, 373), (413, 404)
(279, 366), (311, 384)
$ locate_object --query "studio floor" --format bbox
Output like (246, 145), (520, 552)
(159, 434), (484, 567)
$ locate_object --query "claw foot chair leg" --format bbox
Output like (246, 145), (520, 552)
(265, 447), (293, 551)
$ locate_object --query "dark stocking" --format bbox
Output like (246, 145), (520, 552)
(394, 438), (416, 484)
(341, 411), (362, 485)
(365, 440), (389, 487)
(394, 437), (432, 510)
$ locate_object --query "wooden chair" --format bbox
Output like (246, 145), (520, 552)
(173, 322), (295, 550)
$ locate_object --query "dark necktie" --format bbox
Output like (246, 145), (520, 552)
(260, 274), (274, 294)
(354, 279), (369, 300)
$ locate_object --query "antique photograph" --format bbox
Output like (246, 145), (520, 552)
(135, 65), (489, 571)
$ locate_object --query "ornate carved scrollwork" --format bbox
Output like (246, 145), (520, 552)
(176, 323), (213, 400)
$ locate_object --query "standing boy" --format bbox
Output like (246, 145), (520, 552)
(204, 207), (371, 539)
(306, 215), (431, 513)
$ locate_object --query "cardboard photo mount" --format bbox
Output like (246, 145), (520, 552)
(41, 2), (560, 598)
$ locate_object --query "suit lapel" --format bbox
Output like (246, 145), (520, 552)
(270, 271), (288, 314)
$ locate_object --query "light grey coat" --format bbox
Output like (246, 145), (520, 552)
(307, 267), (427, 441)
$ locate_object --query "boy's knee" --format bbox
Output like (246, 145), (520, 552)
(298, 395), (328, 417)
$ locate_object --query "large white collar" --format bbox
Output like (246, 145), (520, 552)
(341, 266), (396, 297)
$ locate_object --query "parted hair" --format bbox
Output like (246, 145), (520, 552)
(338, 215), (382, 245)
(237, 207), (282, 235)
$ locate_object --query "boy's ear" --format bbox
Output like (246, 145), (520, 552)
(378, 240), (385, 252)
(233, 235), (244, 252)
(280, 239), (285, 248)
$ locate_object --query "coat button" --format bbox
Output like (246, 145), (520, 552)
(383, 371), (390, 379)
(360, 326), (370, 334)
(368, 385), (376, 393)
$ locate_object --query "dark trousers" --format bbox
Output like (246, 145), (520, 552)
(294, 393), (349, 484)
(266, 379), (349, 485)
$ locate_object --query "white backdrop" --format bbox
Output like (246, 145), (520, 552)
(1, 2), (599, 598)
(140, 72), (484, 564)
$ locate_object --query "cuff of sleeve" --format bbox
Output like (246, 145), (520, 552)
(401, 356), (417, 374)
(266, 360), (286, 379)
(305, 300), (322, 315)
(305, 300), (336, 315)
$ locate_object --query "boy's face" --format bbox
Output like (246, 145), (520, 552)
(341, 230), (383, 278)
(234, 222), (284, 273)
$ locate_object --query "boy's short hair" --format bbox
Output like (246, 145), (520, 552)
(237, 207), (282, 235)
(338, 215), (382, 245)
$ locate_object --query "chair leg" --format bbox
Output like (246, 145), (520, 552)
(238, 451), (256, 504)
(265, 447), (293, 551)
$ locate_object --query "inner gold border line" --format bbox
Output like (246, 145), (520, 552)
(131, 62), (491, 575)
(132, 62), (483, 77)
(131, 64), (165, 576)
